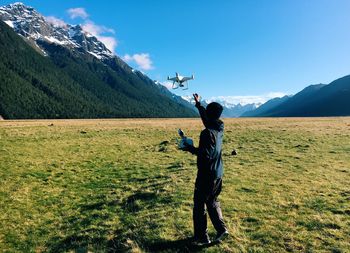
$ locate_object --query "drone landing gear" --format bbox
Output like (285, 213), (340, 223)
(171, 81), (189, 90)
(182, 81), (189, 90)
(172, 82), (179, 89)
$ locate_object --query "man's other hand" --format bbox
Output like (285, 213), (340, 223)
(180, 141), (192, 152)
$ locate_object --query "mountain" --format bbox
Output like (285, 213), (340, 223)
(204, 97), (261, 117)
(261, 84), (326, 116)
(0, 3), (197, 119)
(241, 95), (290, 117)
(181, 95), (260, 117)
(0, 3), (115, 59)
(243, 77), (350, 117)
(221, 103), (258, 118)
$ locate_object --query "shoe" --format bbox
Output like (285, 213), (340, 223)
(214, 230), (229, 242)
(192, 237), (211, 246)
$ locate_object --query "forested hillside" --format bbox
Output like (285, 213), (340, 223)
(0, 20), (197, 119)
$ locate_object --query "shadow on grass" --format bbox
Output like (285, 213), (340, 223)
(122, 191), (173, 212)
(144, 237), (218, 252)
(44, 197), (121, 252)
(45, 189), (176, 252)
(47, 234), (106, 253)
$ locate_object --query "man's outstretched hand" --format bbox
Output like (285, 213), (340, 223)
(181, 141), (192, 152)
(193, 93), (200, 104)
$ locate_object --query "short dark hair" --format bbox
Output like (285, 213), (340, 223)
(206, 102), (223, 119)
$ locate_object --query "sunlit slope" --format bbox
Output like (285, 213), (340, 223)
(246, 76), (350, 117)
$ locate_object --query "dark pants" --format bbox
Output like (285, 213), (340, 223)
(193, 177), (226, 239)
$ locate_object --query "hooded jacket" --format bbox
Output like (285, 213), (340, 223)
(188, 102), (224, 180)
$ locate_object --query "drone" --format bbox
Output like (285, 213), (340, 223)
(167, 72), (194, 90)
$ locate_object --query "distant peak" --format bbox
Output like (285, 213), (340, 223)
(72, 24), (83, 30)
(7, 2), (31, 9)
(2, 2), (37, 13)
(10, 2), (25, 6)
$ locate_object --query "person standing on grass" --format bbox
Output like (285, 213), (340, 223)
(182, 93), (229, 245)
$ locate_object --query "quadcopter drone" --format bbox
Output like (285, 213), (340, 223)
(167, 72), (194, 90)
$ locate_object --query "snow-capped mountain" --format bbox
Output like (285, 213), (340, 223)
(220, 103), (259, 117)
(0, 2), (113, 59)
(206, 98), (261, 117)
(0, 2), (198, 118)
(205, 97), (263, 109)
(181, 95), (261, 117)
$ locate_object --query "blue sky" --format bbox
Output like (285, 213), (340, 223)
(2, 0), (350, 103)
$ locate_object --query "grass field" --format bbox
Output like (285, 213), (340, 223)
(0, 117), (349, 253)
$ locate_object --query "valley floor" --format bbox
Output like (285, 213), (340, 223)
(0, 118), (349, 252)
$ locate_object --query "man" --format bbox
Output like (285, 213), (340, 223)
(183, 93), (229, 245)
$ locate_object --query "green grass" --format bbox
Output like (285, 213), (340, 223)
(0, 118), (349, 253)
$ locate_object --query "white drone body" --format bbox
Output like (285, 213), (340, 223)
(167, 72), (194, 90)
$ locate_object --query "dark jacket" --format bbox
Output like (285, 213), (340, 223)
(188, 102), (224, 180)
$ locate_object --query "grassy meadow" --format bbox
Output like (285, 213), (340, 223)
(0, 117), (349, 253)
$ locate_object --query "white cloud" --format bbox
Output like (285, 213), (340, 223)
(123, 53), (154, 71)
(67, 8), (89, 19)
(207, 92), (288, 106)
(81, 21), (115, 36)
(81, 21), (117, 52)
(45, 16), (66, 28)
(97, 36), (118, 52)
(42, 8), (118, 53)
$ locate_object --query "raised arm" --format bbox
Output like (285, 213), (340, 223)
(193, 93), (210, 128)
